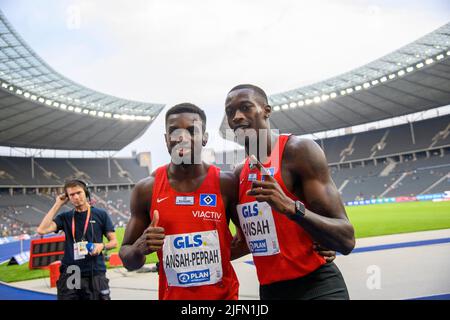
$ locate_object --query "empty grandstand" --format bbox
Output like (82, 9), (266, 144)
(325, 114), (450, 202)
(0, 156), (150, 186)
(0, 155), (150, 236)
(215, 113), (450, 203)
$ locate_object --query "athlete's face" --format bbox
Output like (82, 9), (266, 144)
(225, 88), (271, 139)
(165, 112), (208, 165)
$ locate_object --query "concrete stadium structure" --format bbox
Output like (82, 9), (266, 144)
(0, 10), (164, 151)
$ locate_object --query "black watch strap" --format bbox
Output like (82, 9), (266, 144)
(289, 200), (306, 222)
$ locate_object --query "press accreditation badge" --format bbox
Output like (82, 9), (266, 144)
(162, 230), (223, 287)
(236, 201), (280, 256)
(74, 241), (88, 260)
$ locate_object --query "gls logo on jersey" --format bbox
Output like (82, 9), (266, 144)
(241, 203), (262, 218)
(173, 234), (203, 249)
(199, 194), (217, 207)
(177, 269), (210, 284)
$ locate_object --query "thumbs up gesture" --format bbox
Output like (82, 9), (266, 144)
(150, 209), (160, 228)
(136, 210), (165, 255)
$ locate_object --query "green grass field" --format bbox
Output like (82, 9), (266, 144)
(346, 201), (450, 238)
(1, 200), (449, 283)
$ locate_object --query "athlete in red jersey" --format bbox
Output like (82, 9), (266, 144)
(119, 103), (239, 300)
(149, 163), (239, 299)
(119, 102), (336, 300)
(225, 84), (355, 299)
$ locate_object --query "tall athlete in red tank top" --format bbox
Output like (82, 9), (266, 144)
(119, 103), (239, 300)
(225, 84), (355, 300)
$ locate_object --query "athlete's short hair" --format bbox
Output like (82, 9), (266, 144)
(165, 103), (207, 132)
(227, 84), (269, 106)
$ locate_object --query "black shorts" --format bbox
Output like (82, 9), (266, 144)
(56, 272), (111, 300)
(259, 262), (349, 300)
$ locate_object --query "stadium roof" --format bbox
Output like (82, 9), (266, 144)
(0, 10), (165, 150)
(220, 22), (450, 137)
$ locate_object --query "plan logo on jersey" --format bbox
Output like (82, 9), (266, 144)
(249, 239), (268, 253)
(199, 194), (217, 207)
(175, 196), (195, 205)
(177, 269), (211, 285)
(248, 173), (257, 182)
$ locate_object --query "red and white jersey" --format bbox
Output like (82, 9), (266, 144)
(151, 164), (239, 300)
(238, 134), (325, 285)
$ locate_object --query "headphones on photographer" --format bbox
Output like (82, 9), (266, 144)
(64, 179), (91, 201)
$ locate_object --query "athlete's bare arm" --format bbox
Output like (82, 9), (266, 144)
(249, 137), (355, 255)
(119, 174), (165, 271)
(220, 169), (250, 260)
(288, 138), (354, 254)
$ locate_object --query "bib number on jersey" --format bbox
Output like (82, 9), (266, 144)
(162, 230), (223, 287)
(236, 201), (280, 256)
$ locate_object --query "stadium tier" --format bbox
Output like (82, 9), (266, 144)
(1, 114), (448, 236)
(215, 114), (450, 203)
(332, 151), (449, 202)
(0, 156), (149, 186)
(0, 156), (149, 236)
(321, 114), (450, 163)
(0, 188), (132, 237)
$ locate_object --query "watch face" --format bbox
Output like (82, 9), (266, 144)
(296, 201), (305, 216)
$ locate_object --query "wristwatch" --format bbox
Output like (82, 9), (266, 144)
(288, 200), (306, 223)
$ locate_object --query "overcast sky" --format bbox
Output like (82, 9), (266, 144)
(1, 0), (449, 168)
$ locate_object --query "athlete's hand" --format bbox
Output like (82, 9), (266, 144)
(313, 242), (336, 263)
(230, 228), (250, 260)
(246, 155), (296, 216)
(231, 228), (245, 248)
(134, 210), (165, 255)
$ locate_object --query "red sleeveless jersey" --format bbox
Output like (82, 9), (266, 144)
(151, 164), (239, 300)
(238, 134), (325, 285)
